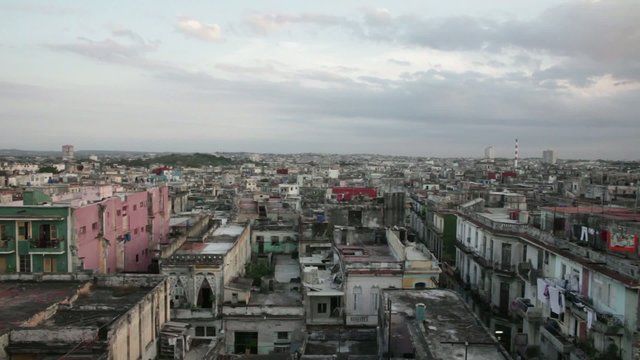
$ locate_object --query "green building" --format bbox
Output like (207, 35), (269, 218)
(0, 191), (72, 273)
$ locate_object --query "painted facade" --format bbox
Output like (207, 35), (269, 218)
(0, 185), (170, 275)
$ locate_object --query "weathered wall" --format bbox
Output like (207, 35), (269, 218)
(10, 327), (97, 343)
(107, 276), (168, 360)
(225, 317), (305, 355)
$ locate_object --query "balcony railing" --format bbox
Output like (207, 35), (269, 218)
(29, 238), (65, 253)
(455, 238), (474, 254)
(517, 262), (531, 280)
(511, 298), (543, 323)
(541, 322), (575, 354)
(493, 261), (516, 274)
(592, 312), (624, 334)
(0, 238), (16, 252)
(471, 251), (492, 269)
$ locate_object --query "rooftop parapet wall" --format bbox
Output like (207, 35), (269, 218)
(95, 274), (166, 288)
(10, 327), (98, 344)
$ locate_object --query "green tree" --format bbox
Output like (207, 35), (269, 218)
(38, 166), (60, 174)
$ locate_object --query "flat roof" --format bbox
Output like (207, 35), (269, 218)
(0, 282), (79, 334)
(274, 255), (300, 283)
(385, 289), (510, 360)
(174, 241), (234, 255)
(212, 224), (245, 237)
(337, 245), (398, 263)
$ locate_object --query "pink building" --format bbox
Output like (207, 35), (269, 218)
(73, 185), (170, 274)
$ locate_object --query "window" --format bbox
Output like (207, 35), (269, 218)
(317, 303), (327, 313)
(276, 332), (289, 340)
(544, 251), (549, 265)
(0, 224), (7, 240)
(19, 255), (31, 273)
(256, 235), (264, 242)
(79, 226), (86, 235)
(134, 228), (138, 235)
(92, 222), (98, 230)
(353, 285), (362, 311)
(206, 327), (216, 337)
(274, 345), (290, 353)
(271, 236), (279, 245)
(18, 221), (30, 240)
(195, 326), (205, 336)
(140, 201), (144, 208)
(371, 286), (379, 310)
(135, 254), (139, 263)
(116, 210), (122, 216)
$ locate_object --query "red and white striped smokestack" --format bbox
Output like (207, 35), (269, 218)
(514, 138), (519, 170)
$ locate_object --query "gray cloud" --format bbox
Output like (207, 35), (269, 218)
(147, 62), (639, 158)
(388, 58), (411, 66)
(47, 37), (152, 63)
(45, 29), (172, 70)
(245, 1), (639, 84)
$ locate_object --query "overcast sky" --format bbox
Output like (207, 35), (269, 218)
(0, 1), (638, 159)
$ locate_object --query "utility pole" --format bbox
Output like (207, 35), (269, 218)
(387, 297), (392, 360)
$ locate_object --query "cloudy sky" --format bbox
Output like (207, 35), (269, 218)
(0, 0), (638, 159)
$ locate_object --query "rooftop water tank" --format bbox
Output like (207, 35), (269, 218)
(416, 303), (426, 322)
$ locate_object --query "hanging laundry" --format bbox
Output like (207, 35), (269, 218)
(549, 287), (561, 314)
(559, 291), (565, 314)
(587, 310), (597, 329)
(581, 226), (589, 241)
(573, 224), (582, 240)
(537, 278), (548, 303)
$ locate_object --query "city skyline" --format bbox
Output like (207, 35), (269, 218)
(1, 0), (638, 159)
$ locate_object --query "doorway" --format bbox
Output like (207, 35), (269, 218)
(234, 332), (258, 354)
(197, 281), (213, 308)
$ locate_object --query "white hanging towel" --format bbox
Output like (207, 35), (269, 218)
(537, 278), (547, 303)
(587, 310), (597, 329)
(549, 287), (561, 314)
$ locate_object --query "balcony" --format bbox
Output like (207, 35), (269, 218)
(591, 312), (624, 334)
(455, 238), (474, 254)
(471, 251), (492, 269)
(0, 238), (16, 254)
(511, 298), (543, 323)
(29, 238), (65, 254)
(541, 320), (575, 354)
(493, 261), (516, 275)
(517, 262), (531, 281)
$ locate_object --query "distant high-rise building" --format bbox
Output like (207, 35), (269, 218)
(514, 138), (519, 170)
(484, 146), (495, 160)
(543, 149), (557, 164)
(62, 144), (74, 161)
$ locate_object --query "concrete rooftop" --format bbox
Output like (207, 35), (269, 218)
(0, 281), (79, 334)
(385, 289), (510, 360)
